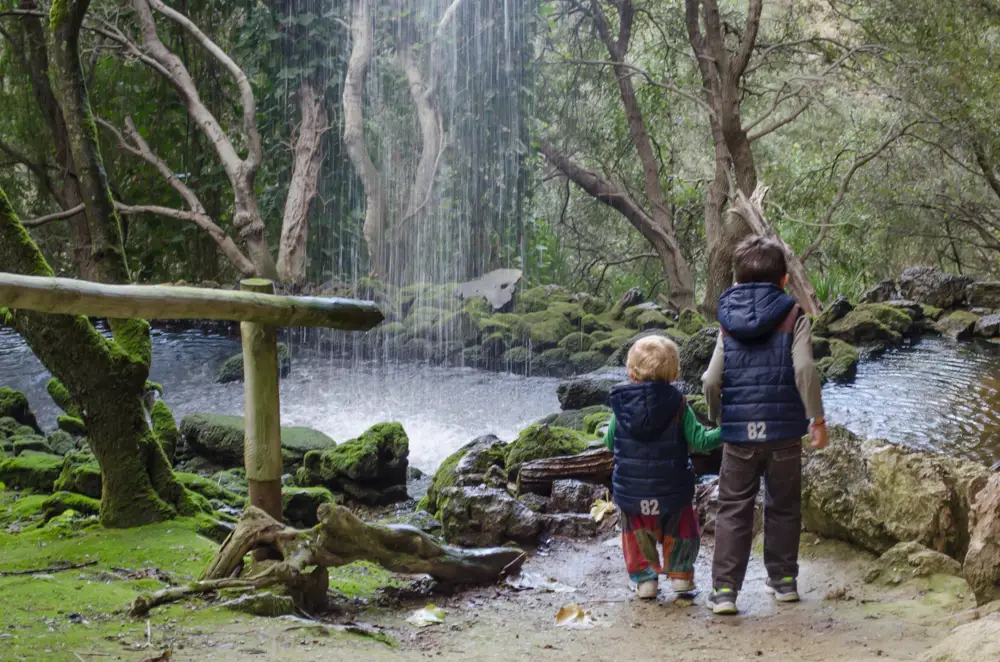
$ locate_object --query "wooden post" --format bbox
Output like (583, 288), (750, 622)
(240, 278), (283, 557)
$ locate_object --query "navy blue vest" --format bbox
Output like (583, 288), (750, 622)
(609, 382), (694, 515)
(717, 283), (809, 444)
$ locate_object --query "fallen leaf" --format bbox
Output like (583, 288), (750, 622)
(590, 499), (615, 522)
(554, 603), (594, 629)
(406, 604), (446, 628)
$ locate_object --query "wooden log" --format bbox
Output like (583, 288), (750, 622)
(240, 279), (283, 559)
(517, 448), (614, 497)
(0, 273), (383, 329)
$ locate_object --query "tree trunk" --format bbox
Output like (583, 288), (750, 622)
(343, 0), (386, 277)
(277, 81), (326, 287)
(0, 188), (197, 527)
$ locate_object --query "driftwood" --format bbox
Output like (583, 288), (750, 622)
(517, 448), (614, 497)
(130, 505), (525, 616)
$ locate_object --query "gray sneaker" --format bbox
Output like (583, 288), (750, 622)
(765, 576), (800, 602)
(708, 588), (738, 614)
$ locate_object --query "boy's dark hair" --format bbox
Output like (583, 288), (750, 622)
(733, 235), (787, 286)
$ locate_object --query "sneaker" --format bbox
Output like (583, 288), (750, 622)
(708, 588), (738, 614)
(765, 576), (800, 602)
(636, 579), (658, 599)
(670, 578), (696, 593)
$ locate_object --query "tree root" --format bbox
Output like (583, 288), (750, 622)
(130, 504), (526, 617)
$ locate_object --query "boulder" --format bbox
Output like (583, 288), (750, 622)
(826, 303), (912, 345)
(515, 310), (575, 350)
(12, 435), (51, 456)
(543, 513), (602, 539)
(572, 292), (609, 316)
(677, 308), (708, 336)
(438, 485), (542, 546)
(180, 413), (336, 471)
(505, 424), (589, 479)
(217, 343), (292, 384)
(295, 422), (409, 505)
(864, 541), (964, 585)
(812, 295), (854, 336)
(0, 453), (63, 491)
(610, 287), (644, 320)
(974, 312), (1000, 338)
(580, 314), (612, 334)
(964, 473), (1000, 605)
(536, 405), (611, 432)
(556, 374), (621, 410)
(859, 280), (899, 304)
(281, 487), (338, 527)
(933, 310), (980, 340)
(966, 281), (1000, 309)
(885, 299), (925, 322)
(569, 351), (608, 374)
(918, 614), (1000, 662)
(0, 416), (20, 437)
(817, 339), (859, 383)
(802, 426), (989, 559)
(175, 472), (246, 508)
(811, 336), (831, 359)
(501, 346), (534, 371)
(534, 348), (572, 377)
(549, 479), (608, 513)
(558, 332), (594, 353)
(41, 491), (100, 521)
(898, 266), (973, 308)
(0, 387), (41, 434)
(54, 452), (102, 499)
(46, 430), (76, 456)
(57, 415), (87, 436)
(635, 309), (672, 331)
(519, 492), (551, 513)
(454, 268), (523, 311)
(680, 327), (720, 383)
(607, 329), (678, 367)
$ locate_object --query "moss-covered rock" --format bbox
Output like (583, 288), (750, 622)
(536, 405), (611, 432)
(0, 453), (64, 491)
(812, 295), (854, 336)
(577, 295), (608, 316)
(620, 305), (646, 328)
(636, 309), (672, 330)
(46, 430), (76, 456)
(40, 491), (101, 521)
(826, 303), (912, 345)
(610, 287), (644, 320)
(501, 346), (534, 370)
(535, 348), (572, 376)
(0, 416), (20, 438)
(559, 332), (594, 353)
(295, 422), (409, 505)
(174, 472), (246, 508)
(217, 343), (291, 384)
(54, 452), (102, 499)
(477, 313), (516, 335)
(431, 310), (478, 345)
(211, 468), (249, 496)
(549, 301), (585, 325)
(480, 332), (507, 363)
(0, 387), (41, 433)
(864, 541), (964, 585)
(56, 415), (86, 436)
(680, 327), (720, 382)
(515, 310), (574, 350)
(513, 285), (572, 314)
(424, 434), (506, 515)
(811, 336), (831, 359)
(505, 425), (588, 479)
(580, 314), (613, 333)
(570, 351), (607, 374)
(282, 486), (338, 527)
(591, 328), (636, 356)
(817, 339), (860, 383)
(180, 413), (336, 471)
(933, 310), (980, 340)
(583, 409), (613, 435)
(11, 435), (50, 456)
(677, 308), (708, 336)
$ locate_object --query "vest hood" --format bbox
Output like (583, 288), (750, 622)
(609, 381), (684, 440)
(718, 282), (797, 341)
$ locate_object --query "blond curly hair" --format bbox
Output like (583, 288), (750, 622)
(626, 335), (680, 383)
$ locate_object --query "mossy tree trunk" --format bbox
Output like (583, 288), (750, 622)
(1, 189), (197, 527)
(1, 0), (195, 527)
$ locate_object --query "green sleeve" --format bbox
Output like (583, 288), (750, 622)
(603, 414), (616, 451)
(683, 405), (722, 453)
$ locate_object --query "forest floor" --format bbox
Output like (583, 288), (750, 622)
(0, 504), (981, 662)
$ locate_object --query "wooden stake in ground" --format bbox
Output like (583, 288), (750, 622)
(240, 278), (284, 553)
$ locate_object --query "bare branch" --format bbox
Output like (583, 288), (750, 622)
(747, 98), (812, 142)
(22, 204), (85, 228)
(731, 0), (763, 79)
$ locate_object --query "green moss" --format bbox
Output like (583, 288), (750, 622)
(516, 310), (574, 349)
(559, 332), (594, 352)
(0, 387), (40, 432)
(211, 468), (248, 496)
(570, 350), (607, 373)
(424, 437), (506, 515)
(677, 308), (708, 335)
(581, 314), (613, 333)
(217, 343), (291, 383)
(46, 430), (76, 456)
(174, 473), (246, 508)
(296, 422), (408, 490)
(150, 399), (180, 462)
(54, 452), (102, 498)
(109, 317), (153, 368)
(817, 339), (860, 383)
(12, 435), (51, 455)
(0, 454), (64, 491)
(514, 286), (571, 314)
(505, 424), (588, 477)
(41, 491), (101, 520)
(636, 309), (672, 330)
(583, 409), (613, 435)
(282, 486), (337, 527)
(57, 414), (86, 436)
(502, 346), (534, 367)
(549, 301), (585, 325)
(328, 560), (405, 600)
(827, 303), (912, 344)
(0, 416), (19, 437)
(181, 413), (333, 470)
(921, 304), (944, 321)
(592, 327), (636, 356)
(0, 492), (48, 527)
(687, 394), (710, 422)
(535, 347), (571, 374)
(46, 378), (80, 417)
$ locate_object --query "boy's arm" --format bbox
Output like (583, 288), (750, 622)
(603, 414), (616, 451)
(792, 315), (825, 421)
(701, 334), (725, 423)
(683, 405), (722, 453)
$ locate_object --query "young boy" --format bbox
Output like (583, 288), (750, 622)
(603, 335), (722, 599)
(702, 235), (829, 615)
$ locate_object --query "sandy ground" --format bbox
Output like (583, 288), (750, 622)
(153, 532), (976, 662)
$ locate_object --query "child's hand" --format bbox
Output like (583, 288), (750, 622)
(810, 419), (829, 449)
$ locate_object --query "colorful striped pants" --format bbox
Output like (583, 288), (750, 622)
(621, 504), (700, 584)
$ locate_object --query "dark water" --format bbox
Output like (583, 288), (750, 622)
(2, 329), (998, 469)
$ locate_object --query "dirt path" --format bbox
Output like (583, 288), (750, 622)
(159, 533), (974, 662)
